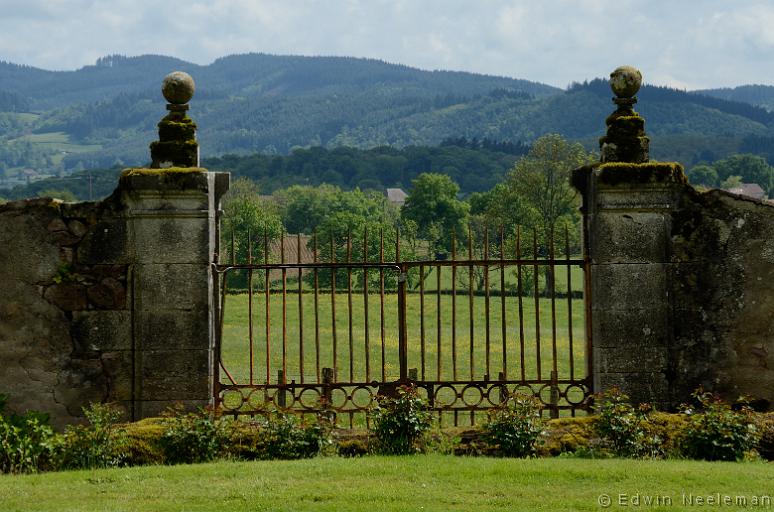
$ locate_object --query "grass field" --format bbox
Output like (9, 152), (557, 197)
(220, 288), (587, 386)
(1, 456), (772, 511)
(10, 131), (102, 165)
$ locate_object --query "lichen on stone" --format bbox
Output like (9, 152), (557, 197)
(120, 167), (206, 178)
(597, 161), (687, 185)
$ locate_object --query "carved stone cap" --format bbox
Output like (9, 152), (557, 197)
(162, 71), (195, 105)
(610, 66), (642, 99)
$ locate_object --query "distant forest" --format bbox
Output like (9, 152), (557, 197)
(3, 54), (774, 175)
(1, 139), (528, 201)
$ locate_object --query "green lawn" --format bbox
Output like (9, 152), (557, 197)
(10, 131), (103, 165)
(1, 456), (771, 511)
(221, 289), (586, 385)
(219, 263), (588, 424)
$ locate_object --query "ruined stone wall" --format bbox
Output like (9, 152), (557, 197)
(0, 197), (130, 428)
(0, 168), (228, 429)
(575, 163), (774, 409)
(671, 189), (774, 407)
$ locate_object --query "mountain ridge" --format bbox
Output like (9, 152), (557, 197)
(1, 53), (774, 176)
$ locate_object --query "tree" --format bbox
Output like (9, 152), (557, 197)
(221, 177), (283, 265)
(688, 164), (719, 188)
(503, 134), (593, 248)
(472, 134), (592, 295)
(313, 211), (405, 289)
(273, 184), (398, 235)
(401, 173), (469, 255)
(720, 175), (743, 189)
(713, 154), (774, 195)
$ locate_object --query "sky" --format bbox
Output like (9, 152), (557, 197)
(1, 0), (773, 90)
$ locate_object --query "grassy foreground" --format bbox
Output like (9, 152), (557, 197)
(1, 456), (772, 512)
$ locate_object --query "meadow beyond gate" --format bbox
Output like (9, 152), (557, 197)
(212, 227), (592, 426)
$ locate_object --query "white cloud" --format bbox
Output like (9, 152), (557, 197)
(1, 0), (774, 88)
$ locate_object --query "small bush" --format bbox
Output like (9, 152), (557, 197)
(0, 395), (57, 474)
(757, 414), (774, 461)
(370, 385), (432, 455)
(55, 402), (128, 470)
(337, 438), (369, 457)
(681, 389), (759, 461)
(159, 406), (228, 465)
(539, 417), (595, 457)
(424, 429), (461, 455)
(234, 412), (331, 460)
(594, 387), (661, 458)
(482, 392), (544, 457)
(123, 419), (166, 466)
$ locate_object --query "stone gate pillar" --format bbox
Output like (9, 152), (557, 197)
(572, 66), (686, 407)
(122, 72), (229, 418)
(121, 169), (227, 418)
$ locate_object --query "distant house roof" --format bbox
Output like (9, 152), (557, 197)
(386, 188), (408, 206)
(725, 183), (766, 200)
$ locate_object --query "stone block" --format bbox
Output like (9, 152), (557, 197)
(0, 207), (61, 283)
(594, 186), (678, 212)
(590, 262), (668, 312)
(138, 349), (211, 401)
(135, 399), (211, 419)
(591, 306), (669, 348)
(55, 350), (135, 412)
(77, 218), (129, 265)
(133, 263), (210, 311)
(72, 311), (132, 351)
(590, 211), (670, 263)
(134, 307), (210, 350)
(595, 371), (670, 405)
(87, 277), (127, 309)
(129, 216), (210, 264)
(119, 168), (210, 195)
(595, 345), (668, 374)
(43, 283), (88, 311)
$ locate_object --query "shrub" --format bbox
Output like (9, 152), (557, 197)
(681, 389), (759, 461)
(159, 406), (228, 465)
(539, 417), (595, 457)
(757, 414), (774, 461)
(482, 392), (544, 457)
(55, 402), (128, 470)
(337, 438), (369, 457)
(123, 419), (166, 466)
(231, 412), (331, 460)
(369, 385), (432, 455)
(424, 429), (461, 455)
(0, 395), (57, 474)
(594, 387), (661, 458)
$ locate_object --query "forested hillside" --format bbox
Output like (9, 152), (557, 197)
(697, 84), (774, 112)
(1, 140), (526, 201)
(2, 53), (774, 177)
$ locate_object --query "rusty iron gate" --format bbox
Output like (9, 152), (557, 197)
(212, 227), (592, 426)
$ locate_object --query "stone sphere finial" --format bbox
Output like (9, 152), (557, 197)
(609, 66), (642, 99)
(162, 71), (195, 105)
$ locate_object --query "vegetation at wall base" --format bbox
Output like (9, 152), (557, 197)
(369, 385), (432, 455)
(681, 389), (760, 462)
(594, 387), (664, 459)
(1, 391), (772, 477)
(158, 405), (229, 465)
(54, 403), (128, 470)
(228, 411), (333, 461)
(481, 392), (544, 457)
(0, 394), (56, 474)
